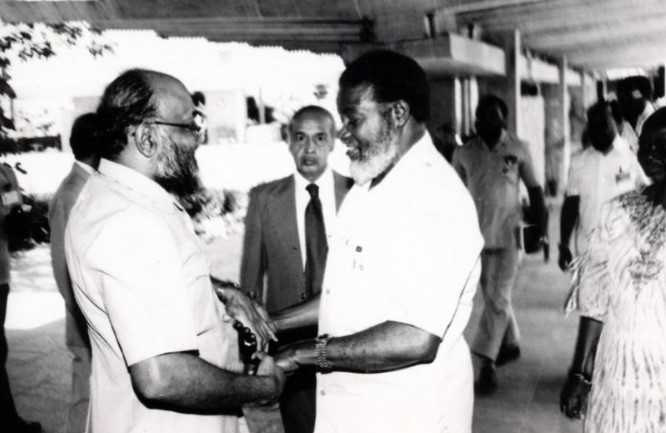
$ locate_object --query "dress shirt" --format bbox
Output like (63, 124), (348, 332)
(65, 159), (242, 433)
(566, 136), (648, 255)
(294, 167), (336, 268)
(316, 132), (483, 433)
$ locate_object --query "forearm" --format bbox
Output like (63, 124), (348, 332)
(527, 186), (548, 236)
(569, 316), (603, 377)
(560, 196), (580, 246)
(271, 296), (320, 332)
(130, 352), (277, 412)
(289, 321), (440, 373)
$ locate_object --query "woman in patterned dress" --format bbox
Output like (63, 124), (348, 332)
(560, 107), (666, 432)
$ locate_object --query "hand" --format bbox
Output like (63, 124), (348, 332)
(216, 287), (277, 351)
(558, 244), (573, 271)
(560, 372), (591, 419)
(255, 352), (286, 404)
(275, 346), (301, 374)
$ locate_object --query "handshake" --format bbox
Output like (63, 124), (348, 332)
(212, 278), (313, 385)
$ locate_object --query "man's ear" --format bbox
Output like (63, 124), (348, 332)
(132, 123), (158, 158)
(391, 100), (410, 128)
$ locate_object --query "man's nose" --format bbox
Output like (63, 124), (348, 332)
(338, 126), (352, 144)
(303, 139), (317, 153)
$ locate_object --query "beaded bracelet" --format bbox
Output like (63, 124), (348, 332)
(315, 334), (332, 373)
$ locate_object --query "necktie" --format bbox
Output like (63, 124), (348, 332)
(304, 183), (328, 298)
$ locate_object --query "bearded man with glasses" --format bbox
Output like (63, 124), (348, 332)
(64, 69), (284, 433)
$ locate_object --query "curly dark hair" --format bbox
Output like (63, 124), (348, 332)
(339, 50), (430, 122)
(96, 69), (158, 159)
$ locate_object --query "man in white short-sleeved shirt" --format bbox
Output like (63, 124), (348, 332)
(272, 50), (483, 433)
(559, 101), (648, 269)
(65, 69), (284, 433)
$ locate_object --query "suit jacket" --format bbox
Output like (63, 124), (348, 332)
(240, 171), (353, 314)
(49, 162), (91, 348)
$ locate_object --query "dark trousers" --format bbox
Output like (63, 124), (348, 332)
(0, 283), (19, 423)
(277, 326), (317, 433)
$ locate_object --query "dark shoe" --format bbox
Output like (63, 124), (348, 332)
(496, 344), (521, 367)
(474, 363), (498, 396)
(11, 418), (42, 433)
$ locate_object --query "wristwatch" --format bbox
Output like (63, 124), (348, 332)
(315, 334), (332, 373)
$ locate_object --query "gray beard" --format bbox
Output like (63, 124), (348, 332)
(350, 142), (399, 186)
(349, 119), (400, 186)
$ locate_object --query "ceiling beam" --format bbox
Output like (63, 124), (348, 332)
(567, 43), (666, 69)
(93, 17), (368, 43)
(433, 0), (543, 14)
(525, 14), (666, 52)
(457, 0), (665, 33)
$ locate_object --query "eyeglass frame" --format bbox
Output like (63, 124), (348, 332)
(145, 120), (203, 139)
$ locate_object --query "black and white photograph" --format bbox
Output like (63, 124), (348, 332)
(1, 1), (665, 432)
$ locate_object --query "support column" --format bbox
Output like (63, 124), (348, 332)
(558, 56), (571, 194)
(504, 29), (521, 135)
(580, 70), (587, 109)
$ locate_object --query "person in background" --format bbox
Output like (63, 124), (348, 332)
(0, 149), (41, 432)
(560, 106), (666, 433)
(452, 94), (548, 395)
(558, 101), (648, 271)
(240, 105), (352, 433)
(48, 112), (100, 433)
(616, 75), (655, 154)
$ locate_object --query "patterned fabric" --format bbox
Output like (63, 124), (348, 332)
(566, 189), (666, 433)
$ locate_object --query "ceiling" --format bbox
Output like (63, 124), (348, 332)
(1, 0), (665, 73)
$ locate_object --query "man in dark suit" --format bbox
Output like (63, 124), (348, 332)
(240, 105), (352, 433)
(48, 112), (100, 433)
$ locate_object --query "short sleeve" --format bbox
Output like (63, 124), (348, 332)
(383, 174), (484, 338)
(564, 201), (624, 321)
(89, 209), (198, 366)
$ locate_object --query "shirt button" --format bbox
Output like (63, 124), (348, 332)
(355, 245), (362, 252)
(320, 390), (326, 396)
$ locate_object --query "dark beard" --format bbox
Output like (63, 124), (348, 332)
(154, 140), (202, 200)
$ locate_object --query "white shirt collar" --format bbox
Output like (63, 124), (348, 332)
(294, 165), (334, 192)
(75, 160), (95, 175)
(98, 158), (180, 210)
(369, 131), (434, 190)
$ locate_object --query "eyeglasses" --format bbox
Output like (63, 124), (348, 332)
(147, 120), (203, 140)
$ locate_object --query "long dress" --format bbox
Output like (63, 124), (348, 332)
(566, 189), (666, 433)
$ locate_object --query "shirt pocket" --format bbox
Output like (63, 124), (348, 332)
(500, 154), (520, 183)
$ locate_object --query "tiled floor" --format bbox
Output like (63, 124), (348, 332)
(6, 211), (585, 433)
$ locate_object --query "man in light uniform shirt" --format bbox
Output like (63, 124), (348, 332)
(559, 101), (648, 269)
(452, 95), (548, 394)
(65, 69), (284, 433)
(273, 50), (483, 433)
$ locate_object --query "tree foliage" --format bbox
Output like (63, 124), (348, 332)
(0, 21), (113, 95)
